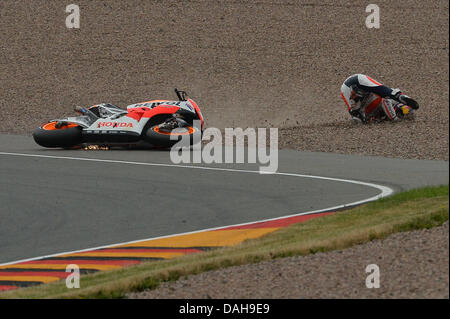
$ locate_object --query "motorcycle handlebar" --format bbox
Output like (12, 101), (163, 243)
(174, 88), (188, 101)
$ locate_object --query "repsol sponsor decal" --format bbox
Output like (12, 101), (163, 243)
(130, 101), (181, 109)
(153, 101), (181, 107)
(97, 122), (133, 128)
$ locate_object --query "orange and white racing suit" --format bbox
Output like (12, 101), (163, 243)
(340, 74), (416, 123)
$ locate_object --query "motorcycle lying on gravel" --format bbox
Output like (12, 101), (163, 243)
(33, 89), (204, 149)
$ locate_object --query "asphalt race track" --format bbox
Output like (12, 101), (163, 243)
(0, 134), (448, 264)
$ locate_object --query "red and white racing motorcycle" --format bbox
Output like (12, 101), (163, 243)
(33, 89), (204, 149)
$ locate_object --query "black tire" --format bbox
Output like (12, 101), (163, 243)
(33, 122), (83, 148)
(145, 124), (201, 148)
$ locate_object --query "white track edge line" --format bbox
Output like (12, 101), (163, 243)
(0, 151), (393, 267)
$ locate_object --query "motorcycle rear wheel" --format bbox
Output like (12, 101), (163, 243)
(33, 122), (83, 148)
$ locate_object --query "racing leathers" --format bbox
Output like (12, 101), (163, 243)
(340, 74), (419, 123)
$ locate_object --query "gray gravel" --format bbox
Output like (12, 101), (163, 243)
(0, 0), (448, 160)
(127, 222), (449, 299)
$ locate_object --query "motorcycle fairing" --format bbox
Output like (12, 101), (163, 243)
(44, 97), (202, 144)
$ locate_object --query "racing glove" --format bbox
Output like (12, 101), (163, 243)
(349, 108), (367, 124)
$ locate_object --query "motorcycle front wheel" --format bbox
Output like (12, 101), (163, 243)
(145, 124), (201, 148)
